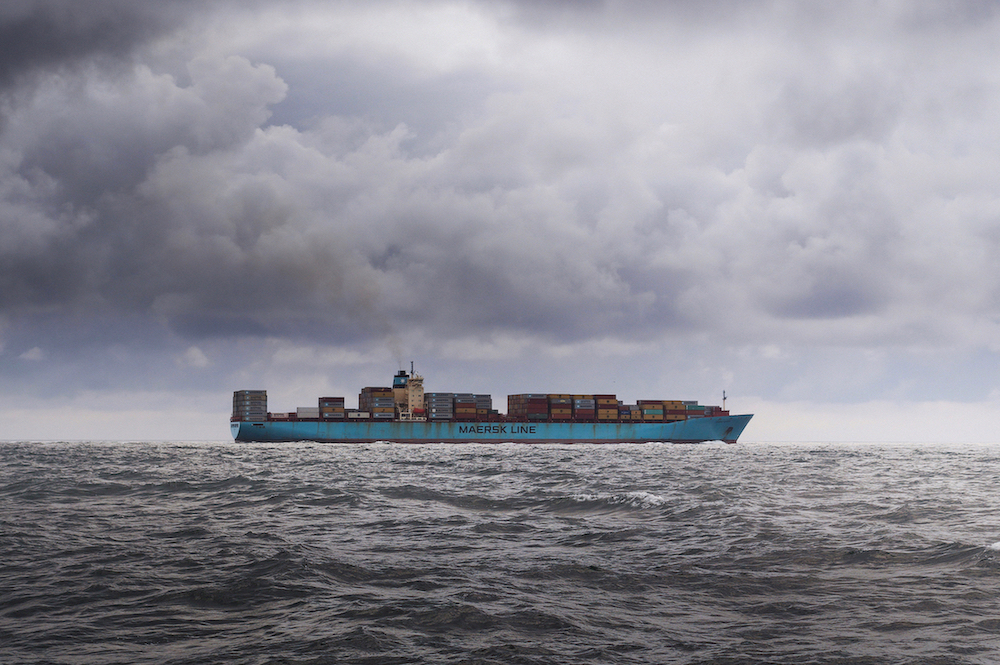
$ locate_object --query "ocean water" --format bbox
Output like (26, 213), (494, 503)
(2, 441), (999, 664)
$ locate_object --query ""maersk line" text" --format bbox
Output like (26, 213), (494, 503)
(457, 424), (537, 435)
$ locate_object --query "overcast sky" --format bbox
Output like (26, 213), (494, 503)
(4, 0), (1000, 442)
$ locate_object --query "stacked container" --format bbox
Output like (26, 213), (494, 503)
(508, 394), (549, 421)
(474, 394), (493, 419)
(595, 395), (619, 421)
(319, 396), (346, 419)
(453, 394), (478, 421)
(657, 400), (685, 421)
(702, 405), (728, 417)
(297, 406), (320, 419)
(425, 392), (454, 421)
(232, 390), (267, 422)
(685, 403), (707, 419)
(572, 397), (595, 421)
(619, 404), (641, 421)
(637, 400), (665, 421)
(549, 395), (572, 421)
(360, 387), (395, 420)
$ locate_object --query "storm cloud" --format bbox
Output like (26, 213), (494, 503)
(3, 0), (1000, 440)
(0, 0), (195, 87)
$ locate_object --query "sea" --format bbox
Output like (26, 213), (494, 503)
(2, 440), (999, 665)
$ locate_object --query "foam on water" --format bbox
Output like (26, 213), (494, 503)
(571, 490), (670, 509)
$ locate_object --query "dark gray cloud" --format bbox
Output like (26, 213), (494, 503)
(0, 0), (197, 88)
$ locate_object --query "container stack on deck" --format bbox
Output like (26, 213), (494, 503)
(319, 396), (346, 419)
(297, 405), (320, 419)
(360, 387), (394, 420)
(454, 394), (477, 421)
(232, 369), (729, 425)
(425, 392), (454, 421)
(507, 394), (549, 421)
(427, 393), (495, 421)
(573, 397), (595, 420)
(233, 390), (267, 422)
(475, 394), (494, 419)
(502, 392), (729, 423)
(549, 395), (572, 421)
(596, 395), (618, 421)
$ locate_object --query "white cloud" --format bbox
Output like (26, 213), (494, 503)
(19, 347), (45, 361)
(178, 346), (210, 368)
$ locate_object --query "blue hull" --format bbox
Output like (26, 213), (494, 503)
(231, 414), (752, 444)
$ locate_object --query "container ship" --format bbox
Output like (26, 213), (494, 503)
(231, 367), (752, 444)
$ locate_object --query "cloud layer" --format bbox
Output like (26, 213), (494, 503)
(4, 1), (1000, 438)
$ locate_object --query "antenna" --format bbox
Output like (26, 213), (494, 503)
(411, 360), (414, 375)
(723, 390), (727, 410)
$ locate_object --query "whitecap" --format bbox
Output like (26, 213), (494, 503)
(569, 491), (668, 509)
(620, 490), (669, 508)
(989, 542), (1000, 551)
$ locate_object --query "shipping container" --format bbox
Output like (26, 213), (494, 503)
(319, 397), (345, 408)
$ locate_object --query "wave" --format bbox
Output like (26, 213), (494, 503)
(565, 490), (671, 511)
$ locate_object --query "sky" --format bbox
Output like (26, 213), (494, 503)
(3, 0), (1000, 442)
